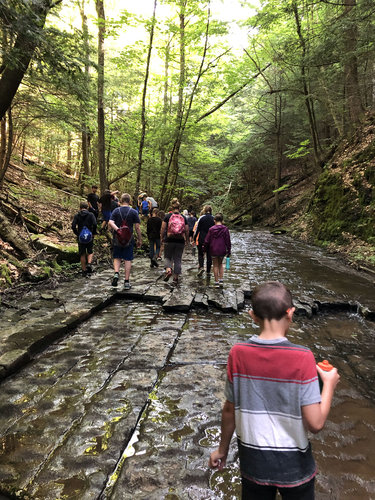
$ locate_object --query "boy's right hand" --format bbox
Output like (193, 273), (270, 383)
(316, 365), (340, 389)
(208, 449), (227, 470)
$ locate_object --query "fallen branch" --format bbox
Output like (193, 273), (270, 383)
(1, 201), (49, 233)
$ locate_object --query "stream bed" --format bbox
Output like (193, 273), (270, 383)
(0, 231), (374, 499)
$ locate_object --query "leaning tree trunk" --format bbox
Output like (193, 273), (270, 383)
(0, 209), (32, 258)
(0, 0), (59, 120)
(96, 0), (108, 193)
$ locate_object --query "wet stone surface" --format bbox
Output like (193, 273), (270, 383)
(0, 231), (375, 499)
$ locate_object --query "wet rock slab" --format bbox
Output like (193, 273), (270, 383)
(0, 303), (186, 499)
(163, 287), (195, 312)
(110, 364), (239, 500)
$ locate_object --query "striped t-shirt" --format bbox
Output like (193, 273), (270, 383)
(225, 335), (321, 487)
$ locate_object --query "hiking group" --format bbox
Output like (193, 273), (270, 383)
(72, 189), (231, 289)
(72, 190), (341, 500)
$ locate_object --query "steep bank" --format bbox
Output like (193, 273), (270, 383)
(293, 113), (375, 273)
(228, 113), (375, 274)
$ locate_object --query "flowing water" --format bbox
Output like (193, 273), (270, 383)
(0, 231), (374, 499)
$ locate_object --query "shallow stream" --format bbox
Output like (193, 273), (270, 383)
(0, 231), (374, 499)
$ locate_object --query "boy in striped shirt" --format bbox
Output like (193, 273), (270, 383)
(209, 281), (340, 499)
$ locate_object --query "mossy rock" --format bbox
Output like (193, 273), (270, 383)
(30, 234), (78, 263)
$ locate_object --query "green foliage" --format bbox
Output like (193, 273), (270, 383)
(285, 140), (310, 160)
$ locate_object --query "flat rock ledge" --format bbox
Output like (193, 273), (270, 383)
(1, 259), (374, 382)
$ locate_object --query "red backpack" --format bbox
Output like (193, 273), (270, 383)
(167, 213), (185, 238)
(116, 207), (132, 246)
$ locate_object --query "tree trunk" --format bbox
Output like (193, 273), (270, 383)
(134, 0), (158, 204)
(0, 1), (58, 120)
(343, 0), (363, 133)
(159, 38), (172, 189)
(0, 108), (13, 186)
(274, 92), (283, 222)
(79, 0), (91, 194)
(96, 0), (108, 193)
(159, 1), (187, 210)
(292, 1), (321, 167)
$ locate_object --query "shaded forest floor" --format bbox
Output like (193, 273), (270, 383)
(0, 159), (112, 294)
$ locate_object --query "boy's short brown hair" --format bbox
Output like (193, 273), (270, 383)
(251, 281), (293, 320)
(121, 193), (132, 204)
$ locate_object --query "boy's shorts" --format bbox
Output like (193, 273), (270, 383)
(78, 241), (93, 256)
(241, 476), (315, 500)
(102, 210), (111, 222)
(113, 243), (134, 261)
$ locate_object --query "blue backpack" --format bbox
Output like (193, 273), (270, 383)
(79, 225), (93, 244)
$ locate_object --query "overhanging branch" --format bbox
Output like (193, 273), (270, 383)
(196, 63), (271, 123)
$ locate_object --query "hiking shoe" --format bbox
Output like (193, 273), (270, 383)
(124, 281), (132, 290)
(219, 280), (224, 287)
(214, 281), (220, 288)
(163, 269), (172, 282)
(197, 267), (205, 277)
(82, 269), (88, 277)
(111, 274), (119, 287)
(172, 277), (179, 287)
(86, 264), (93, 274)
(152, 259), (159, 267)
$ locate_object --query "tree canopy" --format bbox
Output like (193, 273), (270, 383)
(0, 0), (374, 215)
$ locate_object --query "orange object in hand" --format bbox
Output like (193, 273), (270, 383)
(318, 360), (334, 371)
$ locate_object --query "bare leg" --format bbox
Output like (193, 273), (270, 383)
(113, 258), (121, 273)
(218, 257), (224, 280)
(212, 257), (219, 282)
(80, 254), (87, 271)
(124, 260), (132, 281)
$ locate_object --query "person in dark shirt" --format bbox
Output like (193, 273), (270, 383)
(194, 205), (215, 276)
(71, 202), (97, 276)
(108, 193), (142, 289)
(147, 208), (162, 268)
(87, 185), (99, 219)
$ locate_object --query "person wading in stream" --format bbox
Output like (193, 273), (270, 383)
(147, 207), (162, 268)
(160, 198), (189, 286)
(209, 281), (340, 500)
(194, 205), (214, 277)
(71, 201), (97, 276)
(203, 213), (231, 288)
(108, 193), (142, 289)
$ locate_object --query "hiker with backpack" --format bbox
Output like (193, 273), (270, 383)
(108, 193), (142, 289)
(71, 201), (97, 276)
(160, 198), (189, 286)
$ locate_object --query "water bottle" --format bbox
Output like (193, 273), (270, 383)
(225, 256), (230, 270)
